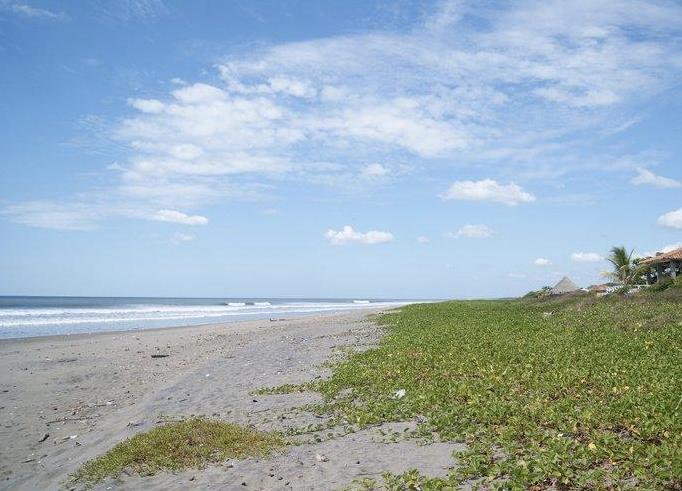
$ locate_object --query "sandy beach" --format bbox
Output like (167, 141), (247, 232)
(0, 310), (459, 490)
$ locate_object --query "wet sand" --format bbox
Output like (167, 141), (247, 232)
(0, 310), (461, 490)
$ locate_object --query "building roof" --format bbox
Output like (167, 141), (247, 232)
(639, 246), (682, 265)
(551, 276), (580, 294)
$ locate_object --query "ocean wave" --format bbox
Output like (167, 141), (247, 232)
(0, 300), (412, 334)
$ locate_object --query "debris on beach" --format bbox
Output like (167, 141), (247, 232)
(38, 433), (49, 443)
(315, 453), (329, 462)
(150, 354), (169, 358)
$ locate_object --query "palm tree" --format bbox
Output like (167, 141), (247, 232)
(605, 246), (642, 285)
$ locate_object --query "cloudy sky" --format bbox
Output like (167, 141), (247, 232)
(1, 0), (681, 298)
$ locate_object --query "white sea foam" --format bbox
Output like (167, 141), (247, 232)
(0, 299), (414, 337)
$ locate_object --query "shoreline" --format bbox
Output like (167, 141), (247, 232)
(0, 305), (456, 490)
(0, 305), (392, 344)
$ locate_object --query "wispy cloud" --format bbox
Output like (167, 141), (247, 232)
(4, 2), (68, 21)
(109, 0), (682, 209)
(150, 209), (208, 225)
(534, 257), (551, 266)
(631, 168), (680, 188)
(360, 163), (389, 178)
(92, 0), (168, 23)
(417, 235), (430, 244)
(325, 225), (394, 245)
(170, 232), (195, 244)
(0, 201), (97, 230)
(448, 224), (494, 239)
(571, 252), (603, 263)
(5, 0), (682, 232)
(439, 180), (535, 206)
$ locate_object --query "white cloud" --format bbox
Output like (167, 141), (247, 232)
(0, 201), (214, 231)
(417, 236), (431, 244)
(112, 0), (682, 208)
(128, 98), (165, 114)
(534, 257), (551, 266)
(658, 208), (682, 229)
(424, 0), (465, 31)
(317, 98), (470, 157)
(6, 3), (68, 21)
(267, 77), (317, 98)
(324, 225), (394, 245)
(170, 232), (195, 244)
(6, 0), (682, 230)
(171, 82), (227, 104)
(439, 179), (535, 206)
(448, 224), (493, 239)
(360, 163), (389, 178)
(571, 252), (603, 263)
(631, 168), (680, 188)
(151, 209), (208, 225)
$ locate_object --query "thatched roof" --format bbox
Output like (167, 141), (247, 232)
(639, 246), (682, 265)
(551, 276), (580, 295)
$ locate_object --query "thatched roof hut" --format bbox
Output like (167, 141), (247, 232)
(550, 276), (580, 295)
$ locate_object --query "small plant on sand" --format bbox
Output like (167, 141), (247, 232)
(251, 382), (310, 395)
(73, 418), (284, 485)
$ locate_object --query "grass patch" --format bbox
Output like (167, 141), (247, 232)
(316, 297), (682, 489)
(251, 382), (310, 395)
(73, 418), (284, 484)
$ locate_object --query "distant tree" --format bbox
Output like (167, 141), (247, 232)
(523, 286), (552, 299)
(605, 246), (643, 285)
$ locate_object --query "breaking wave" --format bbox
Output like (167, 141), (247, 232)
(0, 298), (414, 338)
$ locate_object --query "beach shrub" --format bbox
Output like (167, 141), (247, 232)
(523, 286), (551, 299)
(649, 278), (674, 293)
(317, 298), (682, 489)
(73, 418), (284, 485)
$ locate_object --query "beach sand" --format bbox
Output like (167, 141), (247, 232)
(0, 310), (462, 490)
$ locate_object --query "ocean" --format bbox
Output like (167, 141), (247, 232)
(0, 296), (414, 339)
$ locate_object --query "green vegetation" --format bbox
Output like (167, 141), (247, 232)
(523, 286), (552, 299)
(73, 418), (284, 485)
(647, 276), (682, 296)
(315, 296), (682, 489)
(252, 382), (310, 395)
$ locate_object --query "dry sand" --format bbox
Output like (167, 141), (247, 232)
(0, 310), (463, 490)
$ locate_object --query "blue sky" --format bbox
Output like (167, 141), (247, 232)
(1, 0), (681, 299)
